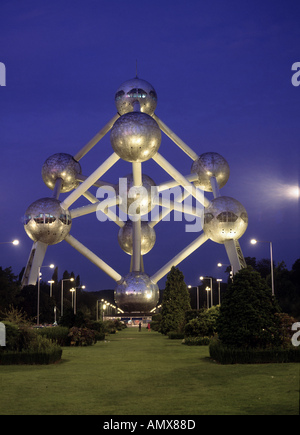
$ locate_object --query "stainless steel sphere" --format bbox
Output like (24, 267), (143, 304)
(42, 153), (81, 193)
(114, 272), (159, 313)
(24, 198), (72, 245)
(118, 221), (156, 255)
(115, 77), (157, 115)
(191, 152), (230, 192)
(117, 173), (157, 216)
(110, 112), (161, 162)
(202, 196), (248, 244)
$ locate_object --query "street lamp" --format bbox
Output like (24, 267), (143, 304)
(70, 288), (75, 312)
(0, 240), (20, 245)
(188, 285), (200, 310)
(216, 279), (222, 305)
(205, 286), (211, 309)
(48, 280), (55, 298)
(37, 264), (55, 326)
(218, 262), (233, 280)
(200, 276), (213, 307)
(61, 277), (74, 317)
(70, 285), (86, 314)
(250, 239), (275, 296)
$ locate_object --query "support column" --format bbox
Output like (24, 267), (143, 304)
(64, 234), (122, 282)
(74, 113), (120, 161)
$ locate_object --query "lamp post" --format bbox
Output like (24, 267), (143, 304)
(200, 276), (213, 307)
(250, 239), (275, 296)
(70, 285), (85, 314)
(218, 262), (233, 280)
(188, 285), (200, 310)
(61, 277), (74, 317)
(37, 264), (55, 326)
(205, 286), (211, 309)
(216, 279), (222, 305)
(48, 280), (55, 298)
(53, 306), (57, 325)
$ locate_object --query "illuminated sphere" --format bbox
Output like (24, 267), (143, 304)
(114, 272), (159, 313)
(118, 221), (156, 255)
(115, 77), (157, 115)
(117, 173), (157, 216)
(191, 152), (230, 192)
(110, 112), (161, 162)
(42, 153), (81, 193)
(202, 196), (248, 244)
(24, 198), (72, 245)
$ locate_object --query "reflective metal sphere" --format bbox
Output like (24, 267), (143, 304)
(117, 173), (157, 216)
(115, 77), (157, 115)
(202, 196), (248, 244)
(110, 112), (161, 162)
(191, 152), (230, 192)
(24, 198), (72, 245)
(114, 272), (159, 313)
(42, 153), (81, 193)
(118, 221), (156, 255)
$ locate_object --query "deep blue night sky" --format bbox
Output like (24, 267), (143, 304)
(0, 0), (299, 291)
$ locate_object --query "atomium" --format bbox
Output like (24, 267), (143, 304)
(115, 77), (158, 116)
(42, 153), (82, 193)
(191, 152), (230, 192)
(114, 272), (159, 313)
(24, 198), (72, 245)
(110, 111), (161, 162)
(117, 173), (157, 216)
(22, 75), (248, 314)
(118, 220), (156, 256)
(202, 196), (248, 244)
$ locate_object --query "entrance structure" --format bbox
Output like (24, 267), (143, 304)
(21, 77), (248, 313)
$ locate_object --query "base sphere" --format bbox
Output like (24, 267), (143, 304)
(114, 272), (159, 313)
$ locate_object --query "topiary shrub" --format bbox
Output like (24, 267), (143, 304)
(216, 267), (282, 349)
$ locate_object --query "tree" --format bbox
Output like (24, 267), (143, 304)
(217, 267), (282, 349)
(0, 267), (21, 310)
(160, 267), (191, 335)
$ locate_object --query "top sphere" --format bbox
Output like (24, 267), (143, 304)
(115, 78), (157, 115)
(42, 153), (81, 193)
(191, 152), (230, 192)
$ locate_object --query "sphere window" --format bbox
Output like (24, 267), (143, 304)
(217, 212), (238, 223)
(241, 212), (248, 223)
(204, 213), (214, 224)
(115, 90), (125, 101)
(127, 88), (147, 99)
(34, 214), (45, 224)
(149, 90), (157, 101)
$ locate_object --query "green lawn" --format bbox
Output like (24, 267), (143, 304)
(0, 327), (299, 415)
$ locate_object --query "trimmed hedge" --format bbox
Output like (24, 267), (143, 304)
(0, 348), (62, 365)
(168, 331), (185, 340)
(209, 339), (300, 364)
(182, 336), (211, 346)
